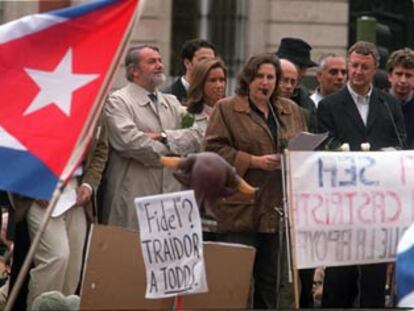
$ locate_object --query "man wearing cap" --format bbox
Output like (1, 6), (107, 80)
(276, 37), (317, 132)
(279, 59), (299, 99)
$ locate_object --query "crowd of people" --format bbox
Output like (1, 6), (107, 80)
(1, 35), (414, 309)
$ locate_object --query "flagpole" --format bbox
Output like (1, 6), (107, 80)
(281, 151), (293, 283)
(4, 179), (65, 311)
(2, 1), (141, 309)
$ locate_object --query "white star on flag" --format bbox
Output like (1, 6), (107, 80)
(24, 48), (99, 116)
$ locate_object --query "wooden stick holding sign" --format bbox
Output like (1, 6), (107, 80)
(285, 150), (300, 309)
(135, 190), (208, 300)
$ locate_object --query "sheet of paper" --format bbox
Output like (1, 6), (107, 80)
(288, 131), (329, 151)
(52, 187), (77, 218)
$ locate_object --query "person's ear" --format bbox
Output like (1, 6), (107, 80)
(316, 70), (323, 82)
(387, 72), (393, 84)
(131, 65), (140, 80)
(183, 58), (192, 72)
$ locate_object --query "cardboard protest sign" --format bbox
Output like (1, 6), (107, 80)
(80, 225), (255, 310)
(135, 190), (207, 299)
(287, 150), (414, 269)
(80, 225), (174, 310)
(182, 242), (255, 309)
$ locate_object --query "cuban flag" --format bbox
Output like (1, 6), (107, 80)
(396, 223), (414, 307)
(0, 0), (140, 199)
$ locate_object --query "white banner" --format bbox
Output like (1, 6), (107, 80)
(288, 150), (414, 269)
(135, 190), (208, 299)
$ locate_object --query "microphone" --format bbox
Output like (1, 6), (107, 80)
(380, 98), (404, 149)
(268, 102), (287, 151)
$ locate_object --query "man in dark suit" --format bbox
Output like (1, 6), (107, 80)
(276, 37), (318, 132)
(317, 41), (406, 308)
(163, 38), (216, 103)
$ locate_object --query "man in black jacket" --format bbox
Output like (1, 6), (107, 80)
(276, 37), (318, 132)
(163, 38), (216, 103)
(317, 41), (406, 308)
(386, 48), (414, 149)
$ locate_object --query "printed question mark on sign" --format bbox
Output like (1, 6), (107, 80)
(182, 198), (194, 227)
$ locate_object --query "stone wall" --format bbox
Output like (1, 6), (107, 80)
(267, 0), (349, 60)
(246, 0), (348, 65)
(112, 0), (172, 89)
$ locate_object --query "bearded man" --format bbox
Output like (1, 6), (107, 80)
(103, 45), (194, 229)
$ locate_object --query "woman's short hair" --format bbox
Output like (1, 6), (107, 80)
(236, 53), (282, 104)
(186, 58), (227, 114)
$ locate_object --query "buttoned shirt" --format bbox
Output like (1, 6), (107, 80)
(347, 82), (373, 126)
(180, 76), (190, 92)
(310, 88), (324, 108)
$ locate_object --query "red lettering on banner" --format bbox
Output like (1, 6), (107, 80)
(343, 192), (357, 225)
(385, 191), (401, 223)
(371, 191), (386, 224)
(311, 194), (327, 225)
(326, 192), (342, 225)
(357, 192), (372, 224)
(295, 191), (403, 227)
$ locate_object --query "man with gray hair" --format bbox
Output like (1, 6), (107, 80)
(310, 53), (346, 107)
(317, 41), (406, 308)
(103, 45), (198, 229)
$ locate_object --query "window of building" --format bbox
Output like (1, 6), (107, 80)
(170, 0), (200, 77)
(170, 0), (246, 90)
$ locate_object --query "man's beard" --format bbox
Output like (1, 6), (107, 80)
(151, 73), (166, 87)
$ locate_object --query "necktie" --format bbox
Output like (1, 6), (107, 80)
(148, 93), (158, 105)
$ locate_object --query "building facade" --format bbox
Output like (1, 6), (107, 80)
(0, 0), (349, 88)
(3, 0), (412, 89)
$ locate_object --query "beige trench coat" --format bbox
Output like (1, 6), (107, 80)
(103, 82), (200, 230)
(204, 95), (307, 233)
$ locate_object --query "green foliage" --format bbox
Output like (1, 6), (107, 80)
(181, 114), (195, 128)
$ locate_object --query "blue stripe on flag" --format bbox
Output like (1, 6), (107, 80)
(0, 147), (58, 199)
(49, 0), (119, 18)
(397, 223), (414, 307)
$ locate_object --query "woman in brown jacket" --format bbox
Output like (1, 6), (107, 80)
(204, 53), (307, 309)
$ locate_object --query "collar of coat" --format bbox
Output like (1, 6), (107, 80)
(126, 82), (169, 108)
(232, 94), (297, 116)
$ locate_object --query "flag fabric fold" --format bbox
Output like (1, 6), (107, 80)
(0, 0), (139, 199)
(397, 223), (414, 307)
